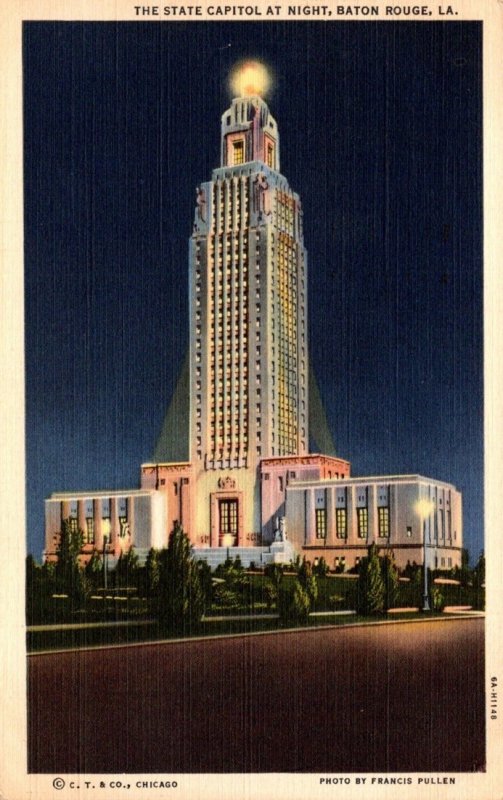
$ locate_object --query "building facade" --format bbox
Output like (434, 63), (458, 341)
(44, 67), (463, 573)
(45, 489), (167, 566)
(285, 474), (463, 572)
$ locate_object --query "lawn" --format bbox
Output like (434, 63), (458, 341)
(26, 569), (484, 652)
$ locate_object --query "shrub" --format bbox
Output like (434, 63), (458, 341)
(313, 557), (329, 578)
(414, 567), (434, 610)
(213, 585), (241, 609)
(214, 557), (245, 588)
(262, 580), (277, 610)
(197, 559), (213, 611)
(278, 580), (311, 624)
(264, 562), (284, 590)
(430, 587), (445, 612)
(327, 594), (345, 610)
(289, 554), (302, 574)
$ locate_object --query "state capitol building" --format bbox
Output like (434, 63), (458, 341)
(45, 62), (463, 573)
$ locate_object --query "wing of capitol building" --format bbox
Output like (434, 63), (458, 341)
(44, 61), (463, 574)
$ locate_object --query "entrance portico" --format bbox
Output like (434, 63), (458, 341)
(210, 477), (244, 547)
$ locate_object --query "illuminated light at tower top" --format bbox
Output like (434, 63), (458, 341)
(229, 59), (272, 98)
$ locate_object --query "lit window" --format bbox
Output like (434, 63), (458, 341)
(85, 517), (95, 545)
(357, 507), (368, 538)
(336, 508), (347, 538)
(233, 140), (244, 165)
(378, 507), (390, 538)
(315, 508), (327, 539)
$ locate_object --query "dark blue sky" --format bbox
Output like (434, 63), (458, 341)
(23, 21), (483, 561)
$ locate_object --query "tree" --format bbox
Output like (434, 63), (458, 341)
(472, 551), (485, 589)
(411, 565), (425, 610)
(381, 551), (399, 611)
(158, 524), (204, 633)
(356, 544), (385, 615)
(298, 557), (318, 606)
(26, 555), (57, 625)
(471, 551), (485, 610)
(264, 563), (284, 591)
(142, 547), (161, 598)
(54, 519), (85, 603)
(262, 580), (277, 610)
(454, 547), (471, 586)
(197, 559), (213, 612)
(114, 547), (139, 589)
(84, 550), (103, 590)
(26, 553), (38, 581)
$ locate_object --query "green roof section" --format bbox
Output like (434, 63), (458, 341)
(308, 362), (336, 457)
(153, 347), (336, 462)
(153, 349), (190, 462)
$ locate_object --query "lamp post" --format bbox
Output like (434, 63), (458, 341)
(222, 533), (234, 562)
(103, 533), (109, 590)
(415, 498), (434, 611)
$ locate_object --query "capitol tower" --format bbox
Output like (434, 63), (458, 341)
(191, 73), (308, 469)
(186, 61), (316, 550)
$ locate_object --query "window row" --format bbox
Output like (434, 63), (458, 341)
(314, 507), (390, 540)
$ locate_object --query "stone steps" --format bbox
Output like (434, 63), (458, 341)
(192, 546), (271, 569)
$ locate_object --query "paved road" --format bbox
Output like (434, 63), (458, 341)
(28, 618), (484, 774)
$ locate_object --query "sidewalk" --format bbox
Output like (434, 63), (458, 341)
(203, 610), (357, 622)
(27, 619), (155, 632)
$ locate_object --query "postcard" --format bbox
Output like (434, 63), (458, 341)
(1, 1), (502, 799)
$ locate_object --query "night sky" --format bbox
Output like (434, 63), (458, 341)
(23, 21), (483, 561)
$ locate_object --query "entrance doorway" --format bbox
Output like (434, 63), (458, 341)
(219, 498), (238, 547)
